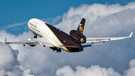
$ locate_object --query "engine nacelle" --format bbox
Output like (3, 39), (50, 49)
(30, 45), (36, 47)
(27, 38), (36, 47)
(70, 30), (86, 43)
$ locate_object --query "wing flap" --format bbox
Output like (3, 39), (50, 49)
(5, 40), (39, 45)
(82, 43), (105, 47)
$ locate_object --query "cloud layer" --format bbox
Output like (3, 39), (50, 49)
(56, 59), (135, 76)
(0, 2), (135, 76)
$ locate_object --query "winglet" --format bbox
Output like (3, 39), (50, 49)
(129, 32), (133, 38)
(5, 38), (7, 44)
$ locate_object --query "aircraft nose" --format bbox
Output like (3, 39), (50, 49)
(28, 18), (38, 26)
(28, 18), (37, 23)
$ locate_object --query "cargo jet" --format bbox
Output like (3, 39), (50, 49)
(5, 18), (133, 52)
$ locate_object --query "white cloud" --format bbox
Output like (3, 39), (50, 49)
(55, 2), (135, 74)
(56, 65), (121, 76)
(6, 21), (27, 28)
(0, 42), (22, 76)
(56, 2), (135, 36)
(56, 59), (135, 76)
(0, 2), (135, 76)
(124, 59), (135, 76)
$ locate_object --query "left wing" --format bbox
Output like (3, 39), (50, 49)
(5, 37), (53, 47)
(86, 32), (133, 43)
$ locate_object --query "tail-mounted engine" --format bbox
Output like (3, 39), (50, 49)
(70, 30), (86, 43)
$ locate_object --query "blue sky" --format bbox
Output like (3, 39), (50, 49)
(0, 0), (135, 76)
(0, 0), (135, 35)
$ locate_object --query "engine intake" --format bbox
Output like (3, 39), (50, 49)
(70, 30), (86, 43)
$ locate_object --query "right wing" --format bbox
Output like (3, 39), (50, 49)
(82, 32), (133, 48)
(86, 32), (133, 43)
(5, 37), (53, 47)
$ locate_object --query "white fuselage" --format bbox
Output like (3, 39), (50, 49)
(28, 18), (68, 51)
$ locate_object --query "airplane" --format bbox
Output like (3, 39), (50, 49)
(5, 18), (133, 52)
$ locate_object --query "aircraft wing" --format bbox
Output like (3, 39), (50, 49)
(5, 37), (53, 47)
(86, 32), (133, 43)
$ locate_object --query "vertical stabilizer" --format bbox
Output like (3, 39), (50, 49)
(77, 18), (86, 34)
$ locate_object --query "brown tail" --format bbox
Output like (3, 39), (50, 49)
(77, 18), (86, 34)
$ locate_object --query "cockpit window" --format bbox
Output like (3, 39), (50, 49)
(33, 21), (37, 24)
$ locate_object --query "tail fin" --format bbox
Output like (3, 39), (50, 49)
(77, 18), (86, 34)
